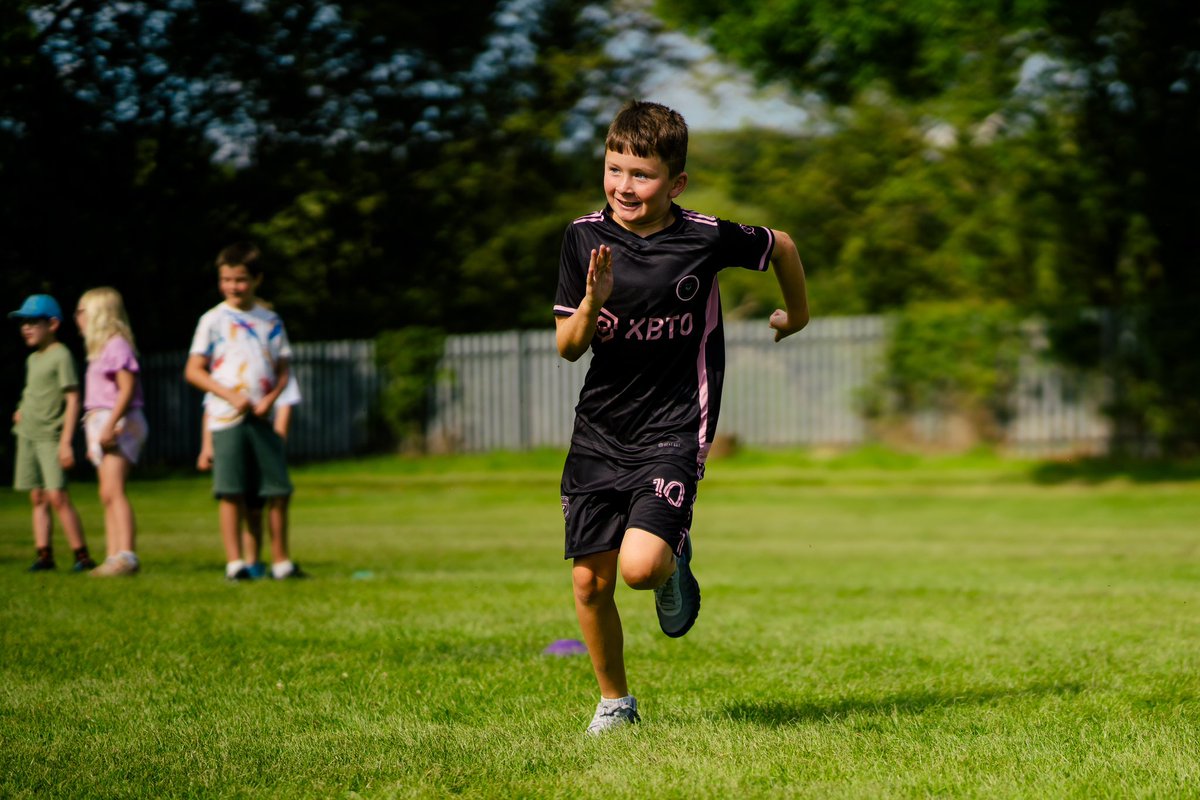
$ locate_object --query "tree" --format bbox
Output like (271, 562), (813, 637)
(656, 0), (1200, 449)
(0, 0), (670, 475)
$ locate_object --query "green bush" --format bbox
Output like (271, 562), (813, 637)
(375, 327), (446, 452)
(867, 300), (1024, 441)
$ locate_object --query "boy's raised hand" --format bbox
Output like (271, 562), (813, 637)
(586, 245), (614, 308)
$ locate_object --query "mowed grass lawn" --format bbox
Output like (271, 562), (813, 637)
(2, 448), (1200, 798)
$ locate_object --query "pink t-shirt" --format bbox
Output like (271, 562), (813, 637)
(84, 335), (144, 412)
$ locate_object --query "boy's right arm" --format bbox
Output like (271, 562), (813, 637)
(197, 412), (213, 471)
(184, 354), (252, 414)
(58, 388), (80, 469)
(556, 245), (613, 361)
(766, 230), (810, 342)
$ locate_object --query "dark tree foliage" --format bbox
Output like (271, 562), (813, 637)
(0, 0), (671, 470)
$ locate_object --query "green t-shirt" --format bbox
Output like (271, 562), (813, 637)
(14, 342), (79, 441)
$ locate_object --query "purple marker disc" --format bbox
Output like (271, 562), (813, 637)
(543, 638), (588, 656)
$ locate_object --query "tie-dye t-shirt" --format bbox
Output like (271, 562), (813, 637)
(188, 302), (293, 431)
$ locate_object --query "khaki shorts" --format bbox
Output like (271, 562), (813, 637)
(84, 408), (148, 467)
(13, 436), (68, 491)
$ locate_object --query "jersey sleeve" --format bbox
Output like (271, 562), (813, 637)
(56, 347), (79, 390)
(188, 311), (215, 358)
(554, 222), (588, 317)
(716, 219), (775, 272)
(270, 315), (293, 361)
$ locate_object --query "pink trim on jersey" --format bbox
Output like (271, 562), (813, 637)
(554, 304), (576, 316)
(757, 228), (776, 271)
(682, 209), (718, 227)
(695, 275), (722, 466)
(573, 211), (605, 225)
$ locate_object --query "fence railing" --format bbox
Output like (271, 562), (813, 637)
(427, 317), (1112, 457)
(138, 317), (1113, 466)
(140, 340), (379, 465)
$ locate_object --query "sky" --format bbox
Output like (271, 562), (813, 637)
(636, 31), (812, 133)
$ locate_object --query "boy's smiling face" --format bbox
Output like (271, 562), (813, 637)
(219, 264), (262, 311)
(604, 149), (687, 236)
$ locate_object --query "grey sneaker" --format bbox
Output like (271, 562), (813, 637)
(586, 696), (640, 736)
(654, 534), (700, 638)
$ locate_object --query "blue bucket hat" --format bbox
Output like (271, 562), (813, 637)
(9, 294), (63, 321)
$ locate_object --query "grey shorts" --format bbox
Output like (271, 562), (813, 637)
(13, 436), (68, 491)
(211, 417), (293, 500)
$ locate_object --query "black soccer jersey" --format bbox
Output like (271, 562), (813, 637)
(554, 203), (775, 473)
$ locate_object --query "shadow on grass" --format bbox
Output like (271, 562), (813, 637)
(722, 682), (1085, 727)
(1028, 457), (1200, 485)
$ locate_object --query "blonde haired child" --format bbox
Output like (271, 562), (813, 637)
(76, 287), (148, 577)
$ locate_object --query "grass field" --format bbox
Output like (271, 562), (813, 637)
(2, 448), (1200, 798)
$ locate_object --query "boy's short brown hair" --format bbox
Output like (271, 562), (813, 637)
(215, 242), (262, 275)
(604, 100), (689, 178)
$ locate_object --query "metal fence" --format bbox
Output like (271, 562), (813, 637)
(136, 317), (1113, 465)
(140, 340), (379, 465)
(427, 317), (1112, 456)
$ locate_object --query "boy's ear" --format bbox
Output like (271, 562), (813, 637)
(48, 318), (61, 333)
(669, 171), (688, 199)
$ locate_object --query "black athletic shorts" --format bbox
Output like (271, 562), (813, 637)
(560, 447), (696, 560)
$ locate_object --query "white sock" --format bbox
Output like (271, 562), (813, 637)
(226, 559), (246, 577)
(271, 560), (294, 579)
(600, 695), (634, 707)
(118, 550), (139, 566)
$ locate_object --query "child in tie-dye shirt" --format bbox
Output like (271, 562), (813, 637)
(185, 242), (305, 581)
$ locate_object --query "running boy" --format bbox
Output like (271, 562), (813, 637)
(554, 101), (809, 734)
(9, 294), (95, 572)
(184, 242), (305, 581)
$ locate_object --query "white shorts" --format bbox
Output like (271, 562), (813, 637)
(84, 408), (149, 467)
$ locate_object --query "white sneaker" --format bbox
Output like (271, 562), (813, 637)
(90, 555), (138, 577)
(586, 696), (640, 736)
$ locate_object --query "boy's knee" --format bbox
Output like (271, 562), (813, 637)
(44, 489), (72, 510)
(572, 572), (614, 608)
(621, 558), (671, 591)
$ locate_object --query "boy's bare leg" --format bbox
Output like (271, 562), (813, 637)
(218, 498), (243, 562)
(30, 490), (52, 550)
(618, 528), (676, 590)
(573, 550), (628, 698)
(267, 496), (289, 564)
(242, 510), (264, 565)
(46, 489), (86, 551)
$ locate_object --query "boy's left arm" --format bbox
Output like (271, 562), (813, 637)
(59, 388), (80, 469)
(767, 229), (810, 342)
(254, 358), (289, 418)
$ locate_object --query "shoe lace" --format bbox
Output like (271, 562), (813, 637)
(655, 572), (682, 614)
